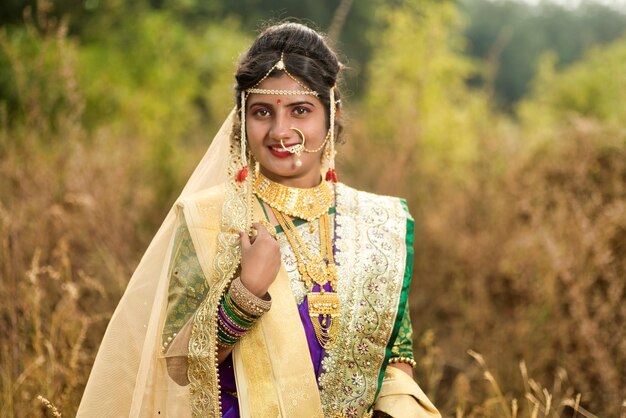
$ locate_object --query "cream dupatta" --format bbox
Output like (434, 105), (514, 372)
(76, 110), (239, 417)
(178, 186), (324, 417)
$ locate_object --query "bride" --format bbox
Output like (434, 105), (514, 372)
(78, 21), (440, 418)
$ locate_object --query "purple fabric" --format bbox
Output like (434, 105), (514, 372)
(301, 283), (332, 381)
(218, 354), (239, 416)
(218, 293), (326, 416)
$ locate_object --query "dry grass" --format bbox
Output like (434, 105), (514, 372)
(0, 20), (160, 417)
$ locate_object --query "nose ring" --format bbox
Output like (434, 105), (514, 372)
(280, 127), (307, 156)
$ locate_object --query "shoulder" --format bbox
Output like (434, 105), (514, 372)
(336, 183), (413, 220)
(175, 183), (227, 231)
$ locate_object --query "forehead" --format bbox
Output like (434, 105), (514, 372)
(247, 73), (322, 105)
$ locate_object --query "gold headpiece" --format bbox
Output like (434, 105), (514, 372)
(246, 52), (319, 97)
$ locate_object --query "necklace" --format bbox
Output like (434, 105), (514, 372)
(254, 173), (333, 222)
(272, 209), (341, 350)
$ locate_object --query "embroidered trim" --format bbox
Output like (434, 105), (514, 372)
(188, 132), (252, 417)
(318, 184), (409, 417)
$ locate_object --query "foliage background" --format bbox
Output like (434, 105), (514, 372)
(1, 0), (625, 416)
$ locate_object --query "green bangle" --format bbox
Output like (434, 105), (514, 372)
(222, 297), (256, 328)
(225, 294), (259, 322)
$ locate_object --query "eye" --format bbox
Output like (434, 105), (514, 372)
(292, 106), (311, 116)
(252, 107), (271, 118)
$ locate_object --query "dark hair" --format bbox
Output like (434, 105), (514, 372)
(235, 22), (344, 142)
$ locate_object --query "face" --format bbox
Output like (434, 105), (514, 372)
(245, 74), (328, 188)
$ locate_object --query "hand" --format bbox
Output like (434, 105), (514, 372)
(239, 222), (281, 298)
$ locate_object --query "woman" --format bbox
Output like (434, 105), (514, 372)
(78, 22), (440, 418)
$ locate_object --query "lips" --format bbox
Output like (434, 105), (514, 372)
(268, 143), (300, 158)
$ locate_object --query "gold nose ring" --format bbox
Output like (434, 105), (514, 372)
(279, 127), (307, 156)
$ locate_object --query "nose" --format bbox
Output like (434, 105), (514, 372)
(269, 112), (292, 141)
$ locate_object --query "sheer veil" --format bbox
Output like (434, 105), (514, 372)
(77, 110), (235, 417)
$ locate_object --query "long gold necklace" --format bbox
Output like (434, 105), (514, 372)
(254, 174), (340, 349)
(254, 173), (333, 222)
(272, 209), (341, 350)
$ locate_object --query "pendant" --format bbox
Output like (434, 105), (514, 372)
(305, 256), (332, 286)
(308, 291), (341, 349)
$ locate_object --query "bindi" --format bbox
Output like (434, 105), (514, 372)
(276, 99), (282, 105)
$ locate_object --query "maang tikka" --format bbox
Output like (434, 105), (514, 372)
(236, 52), (339, 183)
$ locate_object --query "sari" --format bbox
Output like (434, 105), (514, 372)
(77, 111), (440, 417)
(159, 182), (439, 417)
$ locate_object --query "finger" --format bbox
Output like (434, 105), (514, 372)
(239, 231), (251, 250)
(253, 222), (277, 240)
(252, 222), (269, 237)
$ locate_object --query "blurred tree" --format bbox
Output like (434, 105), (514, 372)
(0, 0), (387, 101)
(355, 0), (490, 188)
(77, 11), (249, 207)
(518, 34), (626, 139)
(460, 0), (626, 110)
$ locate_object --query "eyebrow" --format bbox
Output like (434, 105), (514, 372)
(248, 100), (317, 108)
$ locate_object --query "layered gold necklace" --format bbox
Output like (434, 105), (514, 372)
(254, 173), (340, 349)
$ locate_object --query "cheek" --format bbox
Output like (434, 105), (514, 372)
(246, 122), (266, 145)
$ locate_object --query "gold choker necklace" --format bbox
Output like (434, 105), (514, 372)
(254, 173), (333, 222)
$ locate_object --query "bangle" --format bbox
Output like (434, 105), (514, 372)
(225, 294), (259, 323)
(215, 277), (272, 349)
(229, 277), (272, 316)
(218, 306), (250, 335)
(222, 296), (257, 328)
(216, 334), (237, 348)
(389, 356), (417, 368)
(216, 324), (238, 346)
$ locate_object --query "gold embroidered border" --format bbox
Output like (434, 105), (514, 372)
(318, 184), (408, 418)
(188, 137), (253, 417)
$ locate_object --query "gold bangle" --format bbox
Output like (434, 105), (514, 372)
(216, 338), (236, 348)
(389, 356), (417, 368)
(229, 277), (272, 317)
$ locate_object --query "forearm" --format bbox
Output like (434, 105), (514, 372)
(389, 362), (413, 377)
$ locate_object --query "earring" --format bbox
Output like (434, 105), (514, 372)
(325, 87), (338, 183)
(237, 91), (249, 182)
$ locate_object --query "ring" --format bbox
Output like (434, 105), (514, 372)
(280, 128), (306, 156)
(258, 219), (278, 240)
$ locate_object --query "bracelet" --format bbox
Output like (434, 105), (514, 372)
(388, 356), (417, 368)
(229, 277), (272, 317)
(217, 323), (238, 346)
(215, 278), (272, 349)
(218, 306), (250, 335)
(223, 296), (257, 328)
(216, 334), (237, 348)
(225, 294), (259, 323)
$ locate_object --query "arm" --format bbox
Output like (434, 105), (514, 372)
(373, 300), (441, 417)
(162, 216), (280, 384)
